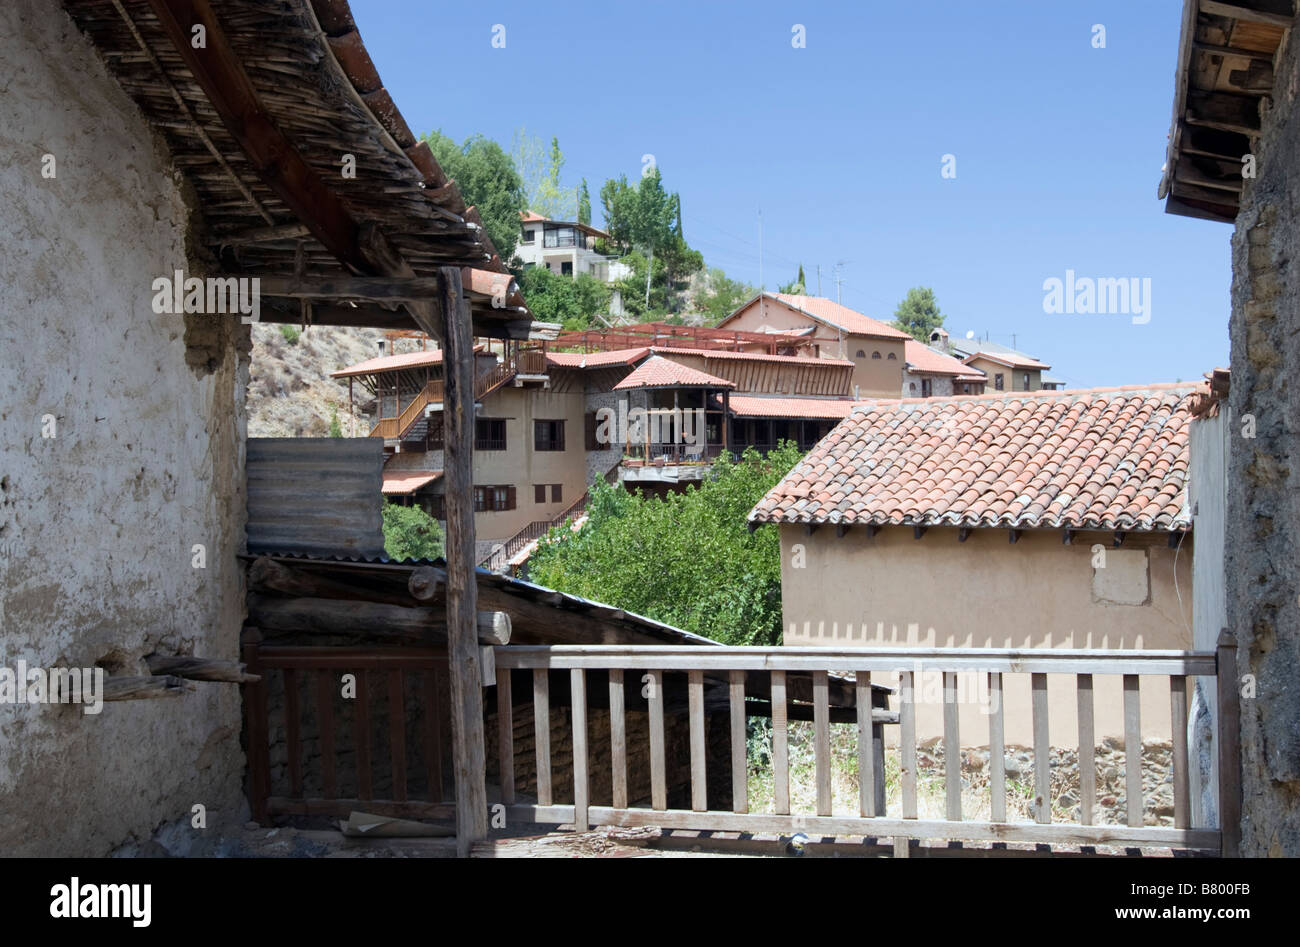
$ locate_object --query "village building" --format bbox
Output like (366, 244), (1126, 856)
(902, 339), (987, 397)
(929, 329), (1063, 391)
(516, 211), (632, 283)
(749, 383), (1205, 755)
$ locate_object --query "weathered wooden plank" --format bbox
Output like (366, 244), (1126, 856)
(1032, 673), (1050, 824)
(771, 670), (790, 816)
(943, 671), (961, 822)
(1124, 674), (1142, 827)
(532, 668), (552, 807)
(609, 669), (627, 810)
(1216, 631), (1241, 857)
(813, 670), (831, 817)
(241, 634), (271, 823)
(284, 668), (302, 798)
(856, 672), (874, 817)
(900, 670), (917, 820)
(317, 671), (337, 800)
(689, 669), (707, 812)
(388, 669), (408, 803)
(571, 669), (589, 831)
(496, 668), (514, 805)
(355, 669), (372, 801)
(1170, 675), (1190, 830)
(492, 645), (1215, 676)
(648, 669), (666, 811)
(989, 672), (1005, 823)
(729, 670), (748, 815)
(428, 668), (445, 803)
(1077, 673), (1095, 825)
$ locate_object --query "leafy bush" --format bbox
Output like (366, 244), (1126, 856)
(528, 444), (803, 645)
(382, 502), (444, 561)
(328, 406), (343, 438)
(279, 324), (300, 345)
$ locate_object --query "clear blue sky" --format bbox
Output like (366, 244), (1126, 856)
(350, 0), (1230, 388)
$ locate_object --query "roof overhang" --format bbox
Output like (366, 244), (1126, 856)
(1160, 0), (1295, 222)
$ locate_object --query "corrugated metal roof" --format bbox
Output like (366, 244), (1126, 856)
(246, 438), (385, 559)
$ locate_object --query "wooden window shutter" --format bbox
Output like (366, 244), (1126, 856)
(552, 483), (562, 504)
(534, 484), (546, 504)
(557, 420), (565, 451)
(506, 485), (517, 511)
(585, 412), (598, 450)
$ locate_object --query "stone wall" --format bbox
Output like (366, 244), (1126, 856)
(0, 1), (249, 855)
(1228, 27), (1300, 856)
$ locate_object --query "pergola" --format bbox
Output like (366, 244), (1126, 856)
(60, 0), (536, 854)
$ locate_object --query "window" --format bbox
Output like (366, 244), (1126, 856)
(887, 352), (897, 360)
(921, 378), (932, 397)
(520, 229), (535, 244)
(856, 349), (866, 358)
(543, 226), (577, 248)
(585, 411), (602, 450)
(561, 261), (573, 276)
(473, 485), (516, 512)
(475, 418), (507, 450)
(1023, 373), (1030, 389)
(534, 419), (566, 451)
(871, 351), (882, 359)
(427, 415), (444, 449)
(533, 484), (563, 504)
(551, 484), (563, 503)
(995, 373), (1005, 391)
(908, 382), (917, 392)
(534, 484), (547, 504)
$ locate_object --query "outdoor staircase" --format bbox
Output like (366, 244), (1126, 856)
(371, 361), (519, 441)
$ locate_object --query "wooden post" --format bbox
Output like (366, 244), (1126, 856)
(240, 629), (270, 824)
(431, 267), (487, 855)
(1216, 630), (1241, 857)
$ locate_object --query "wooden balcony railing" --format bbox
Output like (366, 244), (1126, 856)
(491, 643), (1239, 854)
(516, 350), (548, 375)
(370, 364), (516, 440)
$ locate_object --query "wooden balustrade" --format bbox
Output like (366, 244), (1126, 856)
(491, 645), (1230, 853)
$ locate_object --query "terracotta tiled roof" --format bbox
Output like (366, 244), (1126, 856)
(768, 294), (913, 341)
(965, 350), (1051, 372)
(649, 346), (854, 367)
(749, 383), (1204, 531)
(547, 347), (650, 368)
(905, 340), (986, 378)
(726, 396), (862, 420)
(332, 345), (486, 378)
(381, 470), (442, 495)
(614, 355), (736, 390)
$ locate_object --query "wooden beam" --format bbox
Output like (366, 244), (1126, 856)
(957, 527), (971, 542)
(258, 275), (444, 302)
(432, 266), (487, 856)
(144, 655), (260, 683)
(104, 675), (192, 701)
(1062, 529), (1075, 545)
(1008, 529), (1021, 544)
(1198, 0), (1296, 29)
(1113, 531), (1127, 548)
(835, 523), (849, 538)
(913, 526), (927, 540)
(867, 523), (881, 538)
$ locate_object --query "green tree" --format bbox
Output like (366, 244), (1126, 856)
(421, 130), (525, 261)
(382, 502), (444, 561)
(577, 178), (592, 226)
(328, 406), (343, 438)
(516, 266), (611, 329)
(777, 264), (807, 295)
(695, 267), (757, 324)
(513, 129), (577, 220)
(528, 444), (804, 645)
(892, 286), (945, 342)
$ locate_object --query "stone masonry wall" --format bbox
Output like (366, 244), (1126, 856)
(1229, 26), (1300, 856)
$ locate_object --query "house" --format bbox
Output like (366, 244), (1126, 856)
(516, 211), (633, 283)
(902, 339), (987, 397)
(5, 0), (529, 856)
(717, 293), (914, 397)
(749, 382), (1207, 747)
(929, 329), (1059, 391)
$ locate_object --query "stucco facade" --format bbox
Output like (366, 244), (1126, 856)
(779, 526), (1194, 747)
(0, 1), (249, 855)
(964, 355), (1042, 392)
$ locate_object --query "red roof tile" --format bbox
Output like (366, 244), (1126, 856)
(965, 350), (1051, 371)
(614, 355), (736, 390)
(649, 345), (854, 367)
(768, 294), (912, 341)
(382, 470), (442, 495)
(332, 349), (446, 377)
(905, 340), (986, 378)
(749, 383), (1205, 532)
(547, 347), (650, 368)
(726, 396), (862, 420)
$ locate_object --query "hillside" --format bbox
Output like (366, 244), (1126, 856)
(248, 324), (386, 437)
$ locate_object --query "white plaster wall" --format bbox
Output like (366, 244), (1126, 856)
(0, 2), (249, 855)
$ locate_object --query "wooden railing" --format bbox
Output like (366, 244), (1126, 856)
(369, 364), (515, 440)
(516, 349), (548, 375)
(491, 644), (1238, 854)
(242, 641), (452, 823)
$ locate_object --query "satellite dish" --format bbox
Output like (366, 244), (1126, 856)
(965, 330), (975, 340)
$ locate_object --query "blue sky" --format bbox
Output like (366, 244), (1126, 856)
(350, 0), (1230, 388)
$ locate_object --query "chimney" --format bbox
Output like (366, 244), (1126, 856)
(930, 327), (950, 351)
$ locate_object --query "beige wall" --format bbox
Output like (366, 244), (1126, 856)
(472, 385), (588, 544)
(779, 526), (1194, 747)
(966, 357), (1041, 392)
